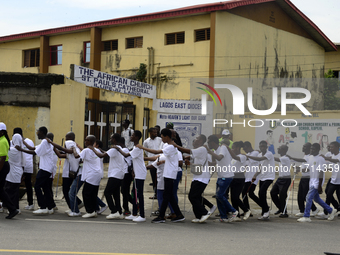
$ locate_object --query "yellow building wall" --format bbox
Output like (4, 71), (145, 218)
(50, 78), (86, 148)
(0, 38), (40, 73)
(325, 50), (340, 72)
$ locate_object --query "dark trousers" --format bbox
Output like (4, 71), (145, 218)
(297, 178), (317, 213)
(150, 167), (157, 195)
(82, 182), (99, 214)
(325, 182), (340, 214)
(23, 173), (33, 205)
(62, 177), (73, 209)
(270, 177), (291, 213)
(121, 172), (133, 212)
(189, 181), (208, 219)
(35, 169), (54, 210)
(0, 162), (10, 202)
(203, 197), (213, 209)
(104, 177), (122, 214)
(3, 181), (20, 213)
(131, 179), (144, 218)
(230, 177), (248, 214)
(159, 177), (183, 218)
(259, 180), (273, 215)
(242, 182), (261, 210)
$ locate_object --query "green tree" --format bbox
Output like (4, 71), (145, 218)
(136, 63), (147, 83)
(324, 69), (340, 110)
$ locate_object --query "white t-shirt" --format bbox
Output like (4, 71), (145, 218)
(62, 140), (81, 178)
(152, 154), (166, 190)
(177, 151), (183, 172)
(300, 154), (311, 177)
(330, 153), (340, 185)
(308, 154), (326, 189)
(245, 151), (260, 184)
(79, 148), (102, 186)
(162, 144), (179, 180)
(23, 138), (34, 174)
(35, 139), (54, 173)
(121, 147), (131, 174)
(191, 146), (211, 185)
(278, 155), (291, 178)
(231, 154), (247, 174)
(7, 147), (24, 183)
(130, 146), (147, 180)
(215, 145), (233, 178)
(106, 148), (125, 180)
(143, 137), (162, 163)
(122, 128), (134, 150)
(258, 151), (276, 181)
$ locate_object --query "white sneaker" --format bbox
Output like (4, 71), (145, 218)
(310, 208), (319, 217)
(295, 212), (304, 217)
(33, 208), (48, 215)
(82, 212), (97, 218)
(232, 217), (242, 222)
(68, 211), (81, 217)
(48, 209), (54, 214)
(199, 214), (211, 223)
(98, 205), (108, 215)
(229, 211), (239, 222)
(133, 216), (146, 222)
(18, 209), (21, 215)
(106, 212), (123, 220)
(208, 205), (217, 215)
(24, 204), (34, 211)
(328, 208), (337, 221)
(315, 212), (328, 219)
(263, 211), (270, 218)
(125, 215), (137, 220)
(65, 209), (71, 214)
(243, 210), (251, 221)
(192, 218), (200, 223)
(297, 217), (311, 222)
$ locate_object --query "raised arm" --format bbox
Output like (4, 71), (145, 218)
(89, 146), (107, 158)
(136, 144), (162, 155)
(54, 148), (66, 158)
(15, 146), (36, 155)
(113, 145), (131, 158)
(247, 154), (267, 162)
(321, 155), (339, 164)
(286, 155), (307, 163)
(144, 155), (160, 162)
(46, 138), (73, 154)
(23, 139), (35, 150)
(173, 143), (191, 154)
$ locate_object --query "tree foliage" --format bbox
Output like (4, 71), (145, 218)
(136, 63), (147, 83)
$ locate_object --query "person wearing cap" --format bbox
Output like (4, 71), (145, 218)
(0, 122), (10, 213)
(219, 129), (233, 149)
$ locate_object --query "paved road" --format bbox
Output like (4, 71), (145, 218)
(0, 172), (339, 255)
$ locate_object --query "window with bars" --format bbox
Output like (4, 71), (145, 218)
(50, 45), (62, 65)
(23, 49), (40, 67)
(84, 42), (91, 63)
(102, 40), (118, 51)
(126, 37), (143, 49)
(165, 32), (185, 45)
(195, 28), (210, 42)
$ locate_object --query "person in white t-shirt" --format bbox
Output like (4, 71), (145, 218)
(114, 130), (147, 223)
(322, 141), (340, 215)
(121, 119), (134, 150)
(242, 141), (261, 214)
(16, 126), (55, 215)
(297, 143), (336, 222)
(12, 127), (35, 211)
(137, 128), (185, 223)
(73, 135), (102, 219)
(143, 127), (162, 199)
(91, 133), (125, 220)
(247, 140), (276, 220)
(175, 134), (213, 223)
(3, 134), (25, 219)
(270, 145), (292, 218)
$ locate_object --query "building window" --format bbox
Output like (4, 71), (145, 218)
(50, 45), (62, 65)
(165, 32), (185, 45)
(23, 48), (40, 67)
(195, 28), (210, 42)
(126, 37), (143, 49)
(84, 42), (91, 63)
(102, 40), (118, 51)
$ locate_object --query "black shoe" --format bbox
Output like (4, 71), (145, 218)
(152, 217), (166, 223)
(279, 213), (288, 218)
(212, 195), (216, 198)
(6, 209), (19, 219)
(151, 210), (160, 216)
(274, 210), (282, 215)
(171, 215), (185, 222)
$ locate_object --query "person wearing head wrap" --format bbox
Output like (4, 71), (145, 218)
(2, 133), (25, 219)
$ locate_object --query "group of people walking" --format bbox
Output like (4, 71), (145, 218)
(0, 121), (339, 224)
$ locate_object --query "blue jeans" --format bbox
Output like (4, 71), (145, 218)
(216, 178), (236, 219)
(304, 187), (333, 217)
(69, 175), (84, 213)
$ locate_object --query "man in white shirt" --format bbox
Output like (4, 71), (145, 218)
(137, 128), (185, 223)
(143, 127), (162, 198)
(270, 145), (291, 218)
(91, 133), (125, 220)
(16, 127), (55, 215)
(247, 140), (276, 220)
(121, 119), (134, 150)
(297, 143), (336, 222)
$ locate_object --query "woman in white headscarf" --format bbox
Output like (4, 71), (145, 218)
(3, 133), (25, 219)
